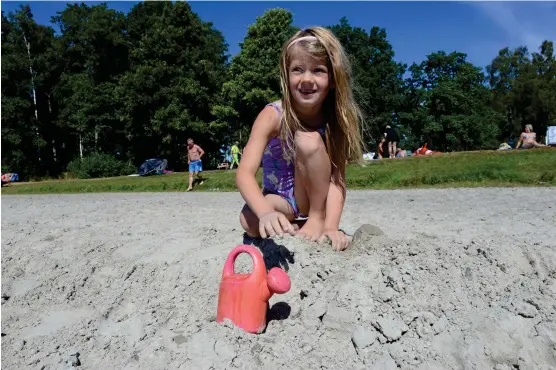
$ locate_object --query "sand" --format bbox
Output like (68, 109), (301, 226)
(1, 188), (556, 370)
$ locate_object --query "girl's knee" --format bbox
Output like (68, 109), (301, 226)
(239, 205), (259, 236)
(294, 131), (325, 157)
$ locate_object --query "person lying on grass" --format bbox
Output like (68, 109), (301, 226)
(235, 27), (364, 251)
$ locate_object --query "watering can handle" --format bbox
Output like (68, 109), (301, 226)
(222, 245), (265, 278)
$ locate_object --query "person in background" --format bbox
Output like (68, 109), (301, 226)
(377, 137), (387, 159)
(396, 148), (407, 158)
(230, 141), (242, 169)
(186, 138), (205, 191)
(384, 125), (400, 159)
(515, 124), (548, 149)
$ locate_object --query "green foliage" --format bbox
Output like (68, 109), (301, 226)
(399, 52), (504, 151)
(213, 8), (298, 145)
(117, 1), (228, 167)
(487, 42), (556, 140)
(1, 4), (555, 181)
(67, 152), (135, 179)
(329, 18), (406, 144)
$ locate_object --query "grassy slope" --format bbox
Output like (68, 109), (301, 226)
(2, 149), (555, 195)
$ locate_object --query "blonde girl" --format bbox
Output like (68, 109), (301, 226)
(235, 27), (364, 251)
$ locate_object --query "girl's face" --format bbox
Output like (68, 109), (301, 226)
(288, 46), (332, 111)
(525, 126), (531, 133)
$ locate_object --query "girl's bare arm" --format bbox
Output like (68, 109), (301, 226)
(235, 106), (280, 218)
(324, 168), (346, 231)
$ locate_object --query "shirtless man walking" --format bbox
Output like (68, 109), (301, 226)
(187, 138), (205, 191)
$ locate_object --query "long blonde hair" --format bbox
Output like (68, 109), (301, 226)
(278, 27), (364, 189)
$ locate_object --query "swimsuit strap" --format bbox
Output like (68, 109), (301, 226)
(267, 102), (282, 116)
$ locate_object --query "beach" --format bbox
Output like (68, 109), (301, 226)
(2, 188), (556, 369)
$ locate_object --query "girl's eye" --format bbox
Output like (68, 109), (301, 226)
(314, 68), (326, 73)
(292, 67), (303, 73)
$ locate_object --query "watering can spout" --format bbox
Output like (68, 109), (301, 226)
(216, 245), (291, 334)
(262, 267), (291, 301)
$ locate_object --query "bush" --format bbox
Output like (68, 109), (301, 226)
(67, 153), (136, 179)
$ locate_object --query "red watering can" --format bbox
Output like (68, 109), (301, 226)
(216, 244), (291, 334)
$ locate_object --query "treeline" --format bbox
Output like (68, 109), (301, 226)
(2, 3), (555, 179)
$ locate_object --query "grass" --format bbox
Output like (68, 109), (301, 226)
(2, 149), (555, 195)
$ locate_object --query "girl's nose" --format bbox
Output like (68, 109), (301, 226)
(300, 73), (315, 85)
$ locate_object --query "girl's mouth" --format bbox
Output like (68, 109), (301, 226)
(299, 89), (317, 96)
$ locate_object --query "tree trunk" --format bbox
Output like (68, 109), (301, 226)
(46, 93), (57, 163)
(79, 134), (84, 160)
(23, 32), (40, 162)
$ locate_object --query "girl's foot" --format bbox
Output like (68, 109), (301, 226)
(186, 187), (192, 192)
(297, 217), (324, 242)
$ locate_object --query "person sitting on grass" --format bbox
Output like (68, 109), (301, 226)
(395, 148), (407, 158)
(235, 27), (364, 251)
(515, 124), (548, 149)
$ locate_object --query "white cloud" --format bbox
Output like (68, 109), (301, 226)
(470, 2), (556, 54)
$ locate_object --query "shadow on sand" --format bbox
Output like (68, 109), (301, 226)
(242, 233), (295, 272)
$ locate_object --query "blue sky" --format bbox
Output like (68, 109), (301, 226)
(2, 1), (555, 69)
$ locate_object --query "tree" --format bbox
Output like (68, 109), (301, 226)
(487, 40), (556, 141)
(329, 18), (406, 148)
(401, 51), (503, 151)
(1, 6), (59, 177)
(116, 1), (228, 168)
(213, 8), (298, 146)
(52, 3), (129, 161)
(487, 46), (530, 139)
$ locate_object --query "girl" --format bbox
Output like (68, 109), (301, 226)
(235, 27), (364, 251)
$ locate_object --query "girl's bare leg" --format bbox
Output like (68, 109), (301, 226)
(293, 131), (331, 241)
(240, 194), (298, 237)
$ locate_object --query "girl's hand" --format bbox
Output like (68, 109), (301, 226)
(319, 229), (351, 251)
(259, 211), (295, 238)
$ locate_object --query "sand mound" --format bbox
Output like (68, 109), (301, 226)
(2, 190), (555, 369)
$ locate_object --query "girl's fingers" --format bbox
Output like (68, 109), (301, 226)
(270, 219), (283, 237)
(296, 231), (308, 240)
(331, 237), (339, 251)
(259, 224), (268, 239)
(266, 222), (277, 238)
(278, 215), (295, 235)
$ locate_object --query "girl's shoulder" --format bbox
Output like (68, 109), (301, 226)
(262, 100), (282, 135)
(266, 100), (283, 115)
(250, 101), (282, 139)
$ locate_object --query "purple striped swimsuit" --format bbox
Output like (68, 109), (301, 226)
(261, 102), (326, 217)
